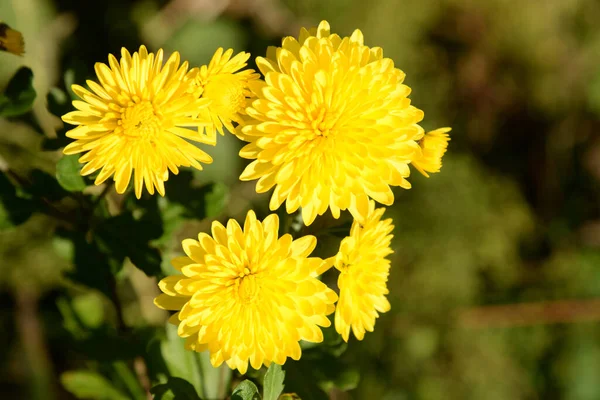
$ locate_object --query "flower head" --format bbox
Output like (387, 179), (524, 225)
(62, 46), (213, 198)
(334, 200), (393, 341)
(238, 20), (426, 225)
(412, 127), (451, 177)
(0, 22), (24, 56)
(192, 48), (259, 142)
(154, 210), (338, 374)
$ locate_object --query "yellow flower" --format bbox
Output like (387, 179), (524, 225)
(238, 20), (426, 226)
(62, 46), (213, 198)
(0, 22), (24, 56)
(154, 210), (338, 374)
(192, 48), (259, 144)
(334, 200), (393, 341)
(412, 127), (451, 177)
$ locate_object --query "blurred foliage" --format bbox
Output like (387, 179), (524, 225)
(1, 0), (599, 399)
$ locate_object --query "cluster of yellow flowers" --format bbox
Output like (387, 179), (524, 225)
(62, 21), (450, 374)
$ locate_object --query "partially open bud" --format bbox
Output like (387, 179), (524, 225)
(0, 23), (25, 56)
(412, 127), (452, 177)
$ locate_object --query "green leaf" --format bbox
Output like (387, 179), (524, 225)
(0, 172), (35, 229)
(149, 324), (202, 397)
(0, 67), (36, 117)
(112, 361), (147, 400)
(61, 370), (129, 400)
(231, 380), (261, 400)
(263, 364), (285, 400)
(151, 378), (201, 400)
(71, 292), (104, 329)
(205, 181), (228, 218)
(153, 197), (186, 247)
(56, 155), (87, 192)
(197, 350), (231, 399)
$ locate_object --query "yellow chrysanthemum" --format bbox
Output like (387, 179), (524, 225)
(154, 210), (338, 374)
(192, 48), (259, 143)
(0, 22), (24, 56)
(238, 20), (426, 226)
(334, 200), (394, 341)
(62, 45), (214, 198)
(412, 127), (451, 177)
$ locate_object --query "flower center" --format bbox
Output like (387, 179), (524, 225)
(311, 106), (339, 138)
(121, 101), (162, 139)
(203, 76), (246, 119)
(236, 267), (260, 304)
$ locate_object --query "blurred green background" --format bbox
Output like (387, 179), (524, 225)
(1, 0), (600, 399)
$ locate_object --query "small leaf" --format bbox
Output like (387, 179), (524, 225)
(150, 378), (201, 400)
(61, 370), (129, 400)
(263, 364), (285, 400)
(0, 67), (36, 117)
(232, 380), (261, 400)
(56, 155), (87, 192)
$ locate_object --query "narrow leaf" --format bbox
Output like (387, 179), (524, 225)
(157, 324), (203, 397)
(263, 364), (285, 400)
(198, 350), (231, 399)
(61, 371), (129, 400)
